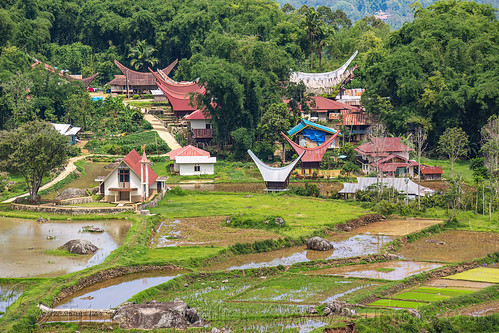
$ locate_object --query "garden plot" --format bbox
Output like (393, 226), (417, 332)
(444, 267), (499, 283)
(149, 216), (281, 247)
(398, 230), (499, 263)
(352, 218), (443, 236)
(305, 261), (442, 280)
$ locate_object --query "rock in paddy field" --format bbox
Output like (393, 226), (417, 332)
(59, 239), (98, 255)
(305, 236), (334, 251)
(113, 301), (202, 329)
(55, 188), (88, 201)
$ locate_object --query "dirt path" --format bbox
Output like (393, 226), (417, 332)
(2, 155), (87, 203)
(143, 113), (181, 151)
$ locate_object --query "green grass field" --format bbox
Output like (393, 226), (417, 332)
(392, 291), (451, 302)
(413, 286), (476, 297)
(151, 192), (368, 237)
(444, 267), (499, 283)
(369, 299), (429, 308)
(421, 158), (472, 181)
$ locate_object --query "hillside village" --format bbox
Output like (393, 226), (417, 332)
(0, 0), (498, 332)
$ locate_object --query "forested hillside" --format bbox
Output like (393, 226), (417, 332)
(276, 0), (499, 28)
(0, 0), (497, 153)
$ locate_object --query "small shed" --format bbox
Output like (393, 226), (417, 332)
(420, 165), (443, 180)
(339, 177), (434, 199)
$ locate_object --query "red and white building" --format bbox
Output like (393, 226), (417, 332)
(96, 150), (167, 203)
(168, 145), (216, 176)
(355, 137), (418, 177)
(185, 109), (213, 147)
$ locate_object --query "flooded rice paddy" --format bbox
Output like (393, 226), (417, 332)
(352, 218), (444, 236)
(202, 234), (393, 271)
(0, 217), (131, 277)
(398, 230), (499, 262)
(56, 270), (187, 309)
(0, 284), (23, 317)
(42, 162), (108, 200)
(305, 261), (443, 280)
(150, 216), (281, 248)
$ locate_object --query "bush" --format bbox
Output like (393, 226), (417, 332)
(290, 182), (320, 197)
(67, 145), (81, 157)
(167, 187), (187, 196)
(227, 214), (287, 230)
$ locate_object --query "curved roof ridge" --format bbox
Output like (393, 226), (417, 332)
(291, 51), (358, 78)
(248, 150), (305, 182)
(281, 131), (340, 163)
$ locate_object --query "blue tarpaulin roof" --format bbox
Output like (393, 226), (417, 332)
(287, 119), (341, 138)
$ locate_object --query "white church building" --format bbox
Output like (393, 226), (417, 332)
(95, 149), (167, 203)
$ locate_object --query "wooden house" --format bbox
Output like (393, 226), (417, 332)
(185, 109), (213, 147)
(51, 123), (81, 145)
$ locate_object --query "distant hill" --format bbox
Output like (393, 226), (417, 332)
(274, 0), (499, 28)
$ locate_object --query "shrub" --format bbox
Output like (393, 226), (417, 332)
(227, 214), (287, 230)
(289, 182), (320, 197)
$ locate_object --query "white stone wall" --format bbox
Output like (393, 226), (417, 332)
(178, 163), (214, 176)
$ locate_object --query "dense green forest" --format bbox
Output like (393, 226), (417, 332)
(0, 0), (497, 154)
(276, 0), (499, 28)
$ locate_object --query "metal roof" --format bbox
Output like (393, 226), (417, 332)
(339, 177), (434, 196)
(288, 119), (341, 137)
(248, 150), (305, 182)
(175, 156), (216, 164)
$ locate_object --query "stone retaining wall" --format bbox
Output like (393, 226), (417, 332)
(38, 304), (114, 318)
(56, 196), (93, 205)
(11, 203), (134, 215)
(137, 190), (166, 211)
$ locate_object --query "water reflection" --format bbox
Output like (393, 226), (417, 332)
(0, 217), (131, 278)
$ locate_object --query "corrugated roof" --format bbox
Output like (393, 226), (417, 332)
(288, 119), (341, 137)
(421, 165), (443, 175)
(168, 145), (211, 160)
(355, 137), (413, 155)
(339, 177), (434, 196)
(185, 109), (210, 120)
(175, 156), (216, 164)
(248, 150), (304, 182)
(122, 149), (158, 186)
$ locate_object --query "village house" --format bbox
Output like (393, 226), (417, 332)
(167, 145), (216, 176)
(51, 123), (81, 145)
(420, 165), (444, 180)
(355, 137), (418, 177)
(185, 109), (213, 147)
(95, 150), (167, 203)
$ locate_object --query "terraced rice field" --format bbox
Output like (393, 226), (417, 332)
(444, 267), (499, 283)
(369, 286), (477, 309)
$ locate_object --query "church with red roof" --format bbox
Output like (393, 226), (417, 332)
(95, 149), (167, 203)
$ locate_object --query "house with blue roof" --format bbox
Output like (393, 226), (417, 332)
(287, 119), (342, 149)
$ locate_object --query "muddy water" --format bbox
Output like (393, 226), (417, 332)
(56, 271), (187, 309)
(353, 218), (444, 236)
(0, 217), (131, 277)
(42, 162), (108, 200)
(0, 284), (23, 317)
(166, 182), (342, 195)
(305, 261), (443, 280)
(202, 234), (393, 271)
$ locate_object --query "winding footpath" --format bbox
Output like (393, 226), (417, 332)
(2, 109), (181, 204)
(2, 155), (87, 203)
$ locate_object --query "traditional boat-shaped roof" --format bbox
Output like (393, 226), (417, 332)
(290, 51), (358, 94)
(248, 150), (305, 183)
(110, 59), (177, 86)
(281, 131), (340, 163)
(288, 119), (341, 138)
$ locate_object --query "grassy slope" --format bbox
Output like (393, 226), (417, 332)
(151, 191), (368, 237)
(421, 158), (473, 181)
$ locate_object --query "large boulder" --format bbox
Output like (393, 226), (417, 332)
(113, 301), (203, 329)
(306, 236), (334, 251)
(55, 188), (88, 201)
(59, 239), (98, 255)
(323, 301), (357, 317)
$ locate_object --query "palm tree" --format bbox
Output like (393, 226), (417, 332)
(303, 7), (321, 71)
(128, 40), (159, 71)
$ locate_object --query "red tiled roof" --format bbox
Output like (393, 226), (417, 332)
(185, 109), (211, 120)
(123, 149), (158, 186)
(284, 96), (355, 113)
(168, 145), (211, 160)
(281, 132), (340, 163)
(421, 165), (443, 175)
(356, 137), (413, 155)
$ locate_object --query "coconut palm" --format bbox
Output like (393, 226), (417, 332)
(128, 40), (159, 71)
